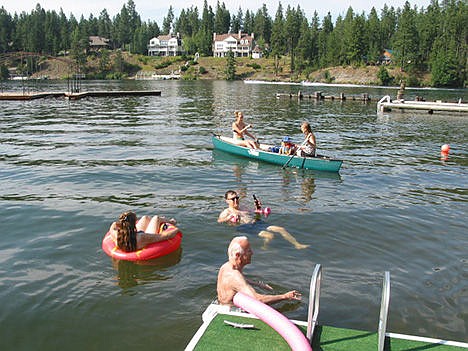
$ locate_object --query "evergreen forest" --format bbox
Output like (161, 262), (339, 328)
(0, 0), (466, 87)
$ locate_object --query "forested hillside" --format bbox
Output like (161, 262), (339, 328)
(0, 0), (466, 87)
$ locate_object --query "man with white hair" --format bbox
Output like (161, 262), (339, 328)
(217, 236), (302, 305)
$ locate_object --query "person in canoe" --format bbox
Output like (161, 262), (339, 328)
(232, 111), (259, 149)
(296, 121), (316, 157)
(217, 190), (309, 250)
(109, 211), (179, 252)
(217, 236), (302, 305)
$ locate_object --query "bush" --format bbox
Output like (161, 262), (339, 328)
(377, 66), (393, 86)
(154, 61), (172, 69)
(247, 63), (261, 70)
(138, 56), (150, 65)
(406, 75), (421, 87)
(106, 72), (126, 79)
(323, 70), (334, 83)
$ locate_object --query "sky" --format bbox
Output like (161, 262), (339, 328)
(2, 0), (433, 24)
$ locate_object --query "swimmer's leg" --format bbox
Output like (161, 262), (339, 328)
(145, 215), (162, 234)
(136, 215), (151, 232)
(258, 230), (274, 250)
(266, 225), (309, 249)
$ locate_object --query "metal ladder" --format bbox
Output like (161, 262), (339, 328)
(306, 264), (391, 351)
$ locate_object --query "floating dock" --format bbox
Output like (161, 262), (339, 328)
(377, 95), (468, 114)
(276, 91), (371, 101)
(0, 92), (64, 100)
(0, 90), (162, 101)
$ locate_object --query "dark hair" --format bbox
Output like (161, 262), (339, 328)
(116, 211), (137, 252)
(224, 190), (237, 199)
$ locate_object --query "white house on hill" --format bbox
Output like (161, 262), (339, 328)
(213, 31), (255, 58)
(148, 33), (183, 56)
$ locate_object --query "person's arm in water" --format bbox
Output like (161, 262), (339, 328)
(233, 270), (301, 305)
(246, 278), (273, 291)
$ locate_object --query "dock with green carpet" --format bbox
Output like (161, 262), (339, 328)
(185, 265), (468, 351)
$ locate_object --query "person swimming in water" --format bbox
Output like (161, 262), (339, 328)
(217, 190), (309, 250)
(109, 211), (179, 252)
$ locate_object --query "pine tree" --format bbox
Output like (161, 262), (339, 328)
(225, 50), (236, 80)
(253, 4), (272, 43)
(270, 3), (285, 56)
(0, 8), (13, 53)
(231, 7), (243, 33)
(285, 5), (302, 73)
(214, 1), (230, 34)
(162, 6), (174, 35)
(393, 2), (419, 72)
(366, 7), (382, 64)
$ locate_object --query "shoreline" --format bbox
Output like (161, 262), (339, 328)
(244, 79), (467, 91)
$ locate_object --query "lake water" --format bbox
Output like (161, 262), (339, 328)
(0, 80), (466, 350)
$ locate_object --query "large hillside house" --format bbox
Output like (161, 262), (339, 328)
(213, 31), (255, 58)
(148, 34), (183, 56)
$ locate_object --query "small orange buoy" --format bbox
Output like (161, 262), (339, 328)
(441, 144), (450, 153)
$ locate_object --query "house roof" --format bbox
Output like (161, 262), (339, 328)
(89, 36), (110, 46)
(253, 45), (262, 53)
(383, 49), (394, 57)
(214, 32), (254, 43)
(157, 35), (173, 41)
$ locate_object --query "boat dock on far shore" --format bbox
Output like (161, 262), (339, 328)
(0, 90), (162, 101)
(276, 90), (371, 102)
(377, 95), (468, 114)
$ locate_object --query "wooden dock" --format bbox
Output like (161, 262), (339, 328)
(276, 91), (371, 102)
(0, 90), (162, 101)
(377, 95), (468, 114)
(0, 92), (64, 100)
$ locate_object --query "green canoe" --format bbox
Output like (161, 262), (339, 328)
(212, 135), (343, 172)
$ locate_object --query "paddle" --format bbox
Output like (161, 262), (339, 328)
(282, 139), (307, 169)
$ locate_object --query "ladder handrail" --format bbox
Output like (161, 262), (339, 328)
(306, 264), (322, 343)
(378, 271), (391, 351)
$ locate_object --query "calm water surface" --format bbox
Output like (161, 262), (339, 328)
(0, 80), (467, 350)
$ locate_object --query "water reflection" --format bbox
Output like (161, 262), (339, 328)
(212, 149), (341, 205)
(111, 248), (182, 290)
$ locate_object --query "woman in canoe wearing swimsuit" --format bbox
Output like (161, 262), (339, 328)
(296, 122), (316, 157)
(109, 211), (179, 252)
(232, 111), (259, 149)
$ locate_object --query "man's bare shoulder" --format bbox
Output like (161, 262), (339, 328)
(219, 262), (243, 279)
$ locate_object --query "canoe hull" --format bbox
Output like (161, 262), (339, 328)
(212, 136), (342, 172)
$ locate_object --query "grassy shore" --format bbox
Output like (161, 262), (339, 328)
(30, 52), (429, 86)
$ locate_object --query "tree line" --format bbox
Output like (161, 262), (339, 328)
(0, 0), (466, 86)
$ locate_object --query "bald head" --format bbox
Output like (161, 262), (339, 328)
(228, 236), (249, 260)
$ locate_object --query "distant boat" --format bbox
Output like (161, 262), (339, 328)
(10, 76), (29, 81)
(151, 73), (181, 80)
(212, 135), (343, 172)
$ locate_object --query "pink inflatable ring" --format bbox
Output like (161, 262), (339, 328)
(102, 223), (182, 261)
(233, 292), (312, 351)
